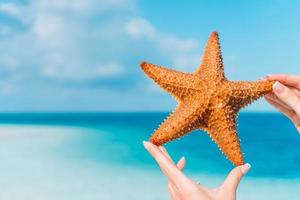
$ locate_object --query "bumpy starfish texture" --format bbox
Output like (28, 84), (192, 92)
(141, 32), (275, 166)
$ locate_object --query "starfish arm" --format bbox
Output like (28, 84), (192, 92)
(150, 100), (207, 146)
(141, 62), (197, 101)
(194, 32), (225, 81)
(228, 80), (275, 111)
(206, 108), (244, 166)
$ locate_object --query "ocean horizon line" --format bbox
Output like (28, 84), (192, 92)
(0, 110), (280, 114)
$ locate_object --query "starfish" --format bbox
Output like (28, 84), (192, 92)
(141, 32), (275, 166)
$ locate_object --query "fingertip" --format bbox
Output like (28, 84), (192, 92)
(272, 81), (278, 89)
(262, 74), (271, 81)
(180, 156), (185, 162)
(265, 74), (278, 80)
(177, 156), (186, 165)
(273, 81), (285, 94)
(143, 141), (151, 150)
(259, 77), (268, 81)
(177, 156), (186, 170)
(241, 163), (251, 175)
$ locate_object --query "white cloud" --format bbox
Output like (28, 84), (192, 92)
(94, 62), (124, 77)
(33, 14), (65, 41)
(0, 25), (14, 36)
(125, 17), (200, 72)
(125, 18), (156, 39)
(124, 17), (199, 54)
(0, 1), (199, 82)
(172, 54), (202, 72)
(42, 62), (124, 81)
(0, 2), (22, 17)
(42, 66), (57, 77)
(18, 0), (136, 17)
(157, 35), (198, 54)
(0, 0), (200, 99)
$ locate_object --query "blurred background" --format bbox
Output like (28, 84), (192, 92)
(0, 0), (299, 199)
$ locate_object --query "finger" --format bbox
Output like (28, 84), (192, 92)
(265, 93), (291, 110)
(143, 141), (188, 185)
(222, 163), (251, 192)
(159, 146), (173, 162)
(159, 146), (186, 171)
(177, 157), (186, 171)
(267, 74), (300, 90)
(159, 146), (187, 171)
(159, 148), (186, 199)
(167, 157), (187, 200)
(265, 97), (291, 117)
(266, 97), (300, 133)
(259, 77), (267, 81)
(267, 85), (300, 99)
(272, 81), (300, 116)
(266, 87), (300, 109)
(160, 147), (187, 184)
(291, 87), (300, 97)
(168, 182), (182, 200)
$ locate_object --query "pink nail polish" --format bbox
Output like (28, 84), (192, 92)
(273, 81), (285, 93)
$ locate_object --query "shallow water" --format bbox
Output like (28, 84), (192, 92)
(0, 112), (299, 199)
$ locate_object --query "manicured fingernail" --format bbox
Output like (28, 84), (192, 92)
(259, 76), (268, 81)
(241, 163), (251, 174)
(179, 156), (185, 162)
(143, 141), (151, 150)
(266, 74), (275, 79)
(273, 81), (285, 93)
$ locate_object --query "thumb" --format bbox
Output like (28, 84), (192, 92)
(273, 81), (300, 116)
(222, 163), (251, 192)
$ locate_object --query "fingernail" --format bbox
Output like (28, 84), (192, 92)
(241, 163), (251, 174)
(259, 77), (267, 81)
(266, 74), (272, 78)
(143, 141), (151, 150)
(273, 81), (285, 93)
(179, 156), (185, 162)
(266, 74), (275, 79)
(297, 126), (300, 134)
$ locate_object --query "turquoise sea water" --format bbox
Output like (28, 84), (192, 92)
(0, 112), (299, 199)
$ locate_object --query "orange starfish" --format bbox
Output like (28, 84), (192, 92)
(141, 32), (275, 166)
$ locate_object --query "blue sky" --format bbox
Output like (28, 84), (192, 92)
(0, 0), (299, 112)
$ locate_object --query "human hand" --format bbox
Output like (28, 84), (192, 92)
(264, 74), (300, 133)
(143, 141), (251, 200)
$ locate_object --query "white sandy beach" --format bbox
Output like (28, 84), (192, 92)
(0, 125), (299, 200)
